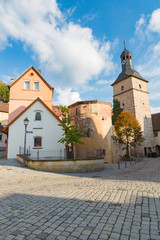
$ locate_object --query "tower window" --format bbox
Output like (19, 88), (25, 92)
(122, 103), (125, 106)
(121, 86), (124, 91)
(87, 128), (94, 138)
(139, 84), (141, 89)
(102, 149), (106, 155)
(130, 56), (132, 59)
(126, 55), (129, 59)
(154, 132), (158, 137)
(123, 56), (125, 60)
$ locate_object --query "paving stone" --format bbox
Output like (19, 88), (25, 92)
(0, 158), (160, 240)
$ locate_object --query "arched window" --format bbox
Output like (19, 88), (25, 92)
(87, 128), (94, 137)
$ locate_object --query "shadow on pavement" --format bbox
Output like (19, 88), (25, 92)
(0, 192), (159, 239)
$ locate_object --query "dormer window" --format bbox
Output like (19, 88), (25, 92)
(33, 82), (39, 90)
(24, 81), (30, 90)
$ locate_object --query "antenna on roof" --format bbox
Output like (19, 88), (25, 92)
(123, 40), (126, 50)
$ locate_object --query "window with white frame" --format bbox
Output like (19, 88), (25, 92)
(24, 80), (30, 90)
(33, 82), (39, 90)
(34, 136), (42, 148)
(35, 111), (41, 121)
(33, 111), (43, 128)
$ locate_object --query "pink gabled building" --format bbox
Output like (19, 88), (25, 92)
(9, 66), (54, 122)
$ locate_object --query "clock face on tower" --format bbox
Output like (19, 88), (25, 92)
(122, 60), (126, 65)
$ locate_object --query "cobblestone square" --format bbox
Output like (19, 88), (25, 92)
(0, 158), (160, 240)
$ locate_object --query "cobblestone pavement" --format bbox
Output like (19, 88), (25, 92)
(0, 158), (160, 240)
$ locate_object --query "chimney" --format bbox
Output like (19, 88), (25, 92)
(38, 69), (42, 74)
(11, 78), (15, 83)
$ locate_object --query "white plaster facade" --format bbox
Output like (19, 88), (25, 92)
(0, 131), (7, 150)
(6, 99), (65, 159)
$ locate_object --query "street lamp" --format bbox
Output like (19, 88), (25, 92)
(23, 117), (29, 167)
(135, 133), (138, 163)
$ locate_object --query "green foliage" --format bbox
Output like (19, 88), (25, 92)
(114, 111), (144, 157)
(55, 105), (69, 114)
(112, 99), (123, 125)
(0, 81), (9, 102)
(58, 112), (85, 147)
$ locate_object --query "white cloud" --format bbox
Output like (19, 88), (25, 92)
(55, 88), (82, 106)
(131, 9), (160, 112)
(135, 14), (146, 34)
(151, 106), (160, 114)
(0, 74), (12, 84)
(96, 79), (113, 85)
(82, 13), (97, 24)
(148, 8), (160, 34)
(150, 92), (160, 100)
(0, 0), (115, 89)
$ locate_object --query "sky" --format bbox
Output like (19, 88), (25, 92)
(0, 0), (160, 113)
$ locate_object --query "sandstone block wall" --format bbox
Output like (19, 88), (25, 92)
(113, 76), (155, 156)
(69, 101), (113, 163)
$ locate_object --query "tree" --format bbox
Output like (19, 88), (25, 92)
(112, 99), (123, 125)
(0, 81), (9, 103)
(55, 105), (69, 114)
(114, 111), (144, 158)
(58, 108), (85, 159)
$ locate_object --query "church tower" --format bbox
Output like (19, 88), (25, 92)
(112, 42), (155, 156)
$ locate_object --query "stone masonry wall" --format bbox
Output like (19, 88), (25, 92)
(113, 76), (155, 156)
(69, 101), (113, 163)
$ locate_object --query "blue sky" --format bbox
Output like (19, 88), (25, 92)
(0, 0), (160, 113)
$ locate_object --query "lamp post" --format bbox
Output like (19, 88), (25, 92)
(116, 137), (120, 169)
(135, 133), (138, 164)
(23, 117), (29, 167)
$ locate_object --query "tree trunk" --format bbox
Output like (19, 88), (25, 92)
(126, 141), (130, 159)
